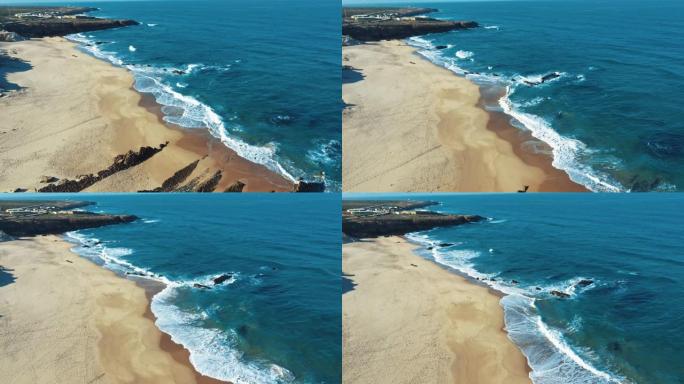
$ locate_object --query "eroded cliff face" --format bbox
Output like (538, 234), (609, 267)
(0, 212), (137, 237)
(3, 19), (138, 38)
(342, 7), (477, 42)
(0, 6), (138, 38)
(343, 212), (484, 239)
(343, 19), (478, 42)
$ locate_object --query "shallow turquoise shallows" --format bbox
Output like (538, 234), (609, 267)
(68, 0), (341, 190)
(346, 193), (684, 384)
(385, 0), (684, 192)
(3, 193), (341, 384)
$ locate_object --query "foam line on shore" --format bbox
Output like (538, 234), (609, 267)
(66, 33), (298, 182)
(405, 231), (626, 384)
(64, 230), (295, 384)
(405, 36), (625, 192)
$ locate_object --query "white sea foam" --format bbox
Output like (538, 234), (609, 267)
(306, 139), (341, 167)
(128, 45), (136, 52)
(406, 231), (625, 384)
(499, 88), (624, 192)
(147, 23), (158, 27)
(65, 230), (292, 383)
(406, 34), (626, 192)
(65, 33), (298, 182)
(485, 25), (501, 30)
(455, 50), (474, 60)
(152, 286), (295, 383)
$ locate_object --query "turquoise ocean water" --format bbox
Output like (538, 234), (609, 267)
(66, 0), (341, 190)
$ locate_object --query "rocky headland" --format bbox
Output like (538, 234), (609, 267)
(0, 6), (138, 38)
(0, 200), (136, 237)
(342, 200), (484, 238)
(342, 7), (478, 42)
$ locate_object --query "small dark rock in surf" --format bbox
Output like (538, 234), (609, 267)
(435, 45), (448, 50)
(193, 283), (211, 289)
(213, 273), (233, 285)
(550, 290), (571, 298)
(576, 279), (594, 287)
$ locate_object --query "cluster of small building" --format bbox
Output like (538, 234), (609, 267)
(346, 206), (418, 217)
(2, 205), (74, 216)
(349, 13), (427, 22)
(12, 12), (78, 19)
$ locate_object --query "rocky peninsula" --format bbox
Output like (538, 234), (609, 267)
(342, 200), (484, 238)
(0, 6), (138, 38)
(0, 200), (136, 237)
(342, 7), (478, 42)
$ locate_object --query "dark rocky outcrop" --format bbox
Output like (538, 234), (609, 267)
(213, 274), (233, 285)
(39, 142), (168, 192)
(550, 290), (571, 299)
(40, 176), (59, 184)
(343, 19), (478, 42)
(0, 211), (136, 237)
(343, 211), (484, 239)
(575, 279), (593, 288)
(342, 7), (477, 41)
(224, 180), (246, 192)
(293, 180), (325, 192)
(195, 170), (222, 192)
(3, 18), (138, 38)
(523, 72), (561, 86)
(153, 159), (200, 192)
(1, 7), (138, 38)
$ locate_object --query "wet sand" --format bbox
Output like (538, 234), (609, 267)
(0, 235), (227, 384)
(0, 37), (293, 192)
(342, 41), (585, 192)
(342, 236), (531, 384)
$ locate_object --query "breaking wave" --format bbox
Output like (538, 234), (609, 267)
(64, 230), (295, 384)
(405, 231), (625, 384)
(66, 33), (297, 182)
(405, 35), (625, 192)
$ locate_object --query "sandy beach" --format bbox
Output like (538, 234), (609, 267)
(342, 41), (585, 192)
(0, 235), (226, 384)
(0, 37), (293, 192)
(342, 236), (531, 384)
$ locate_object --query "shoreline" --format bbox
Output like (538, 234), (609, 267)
(342, 40), (586, 192)
(0, 235), (224, 383)
(342, 236), (531, 383)
(0, 37), (294, 193)
(137, 279), (229, 384)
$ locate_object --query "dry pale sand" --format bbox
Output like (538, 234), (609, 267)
(342, 236), (531, 384)
(0, 235), (225, 384)
(342, 41), (585, 192)
(0, 38), (292, 192)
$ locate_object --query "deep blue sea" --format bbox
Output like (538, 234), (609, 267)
(390, 0), (684, 192)
(66, 0), (340, 190)
(346, 193), (684, 384)
(3, 193), (341, 384)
